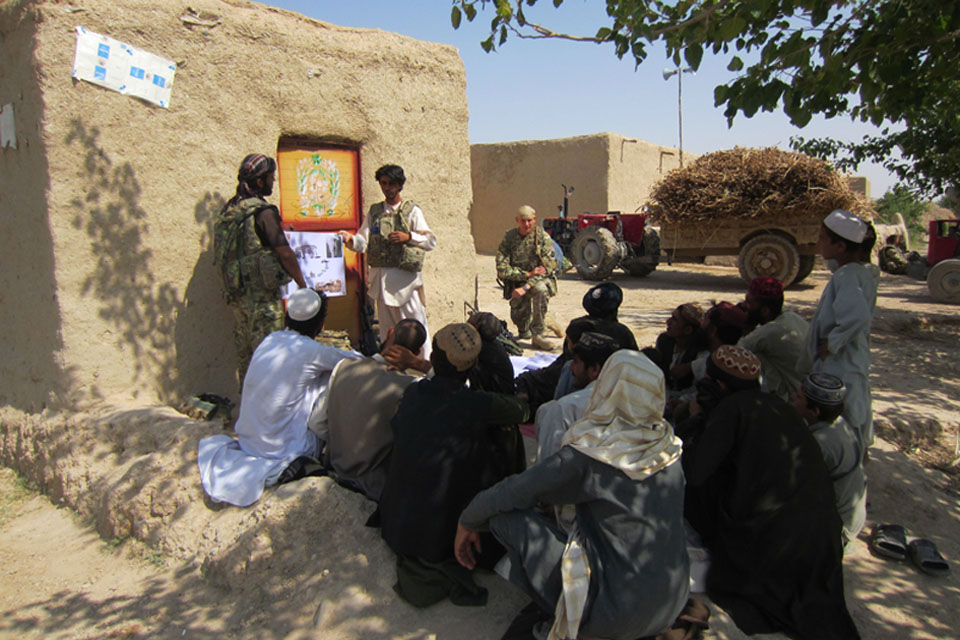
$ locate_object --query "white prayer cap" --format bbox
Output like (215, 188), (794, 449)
(824, 209), (867, 243)
(287, 288), (322, 321)
(517, 205), (536, 219)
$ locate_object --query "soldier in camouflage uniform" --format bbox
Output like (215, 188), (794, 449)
(215, 154), (306, 384)
(496, 205), (558, 351)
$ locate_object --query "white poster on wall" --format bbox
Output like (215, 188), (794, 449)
(0, 104), (15, 149)
(72, 26), (176, 108)
(282, 231), (347, 300)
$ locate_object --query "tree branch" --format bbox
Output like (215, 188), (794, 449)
(507, 21), (602, 42)
(501, 0), (736, 44)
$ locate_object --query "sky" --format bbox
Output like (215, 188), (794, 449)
(268, 1), (898, 198)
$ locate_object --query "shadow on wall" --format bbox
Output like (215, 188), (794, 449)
(175, 192), (238, 400)
(0, 8), (74, 412)
(65, 120), (236, 405)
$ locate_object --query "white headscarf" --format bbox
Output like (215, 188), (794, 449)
(561, 349), (683, 480)
(549, 350), (683, 640)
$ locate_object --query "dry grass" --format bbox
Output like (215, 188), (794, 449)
(0, 467), (36, 527)
(646, 147), (876, 225)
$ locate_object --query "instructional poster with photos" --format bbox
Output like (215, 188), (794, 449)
(72, 26), (176, 108)
(282, 231), (347, 299)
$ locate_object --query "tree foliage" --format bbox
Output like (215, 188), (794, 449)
(937, 193), (959, 215)
(874, 186), (928, 238)
(451, 0), (960, 196)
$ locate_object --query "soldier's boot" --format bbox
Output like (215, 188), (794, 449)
(517, 329), (532, 339)
(545, 313), (564, 338)
(531, 333), (557, 351)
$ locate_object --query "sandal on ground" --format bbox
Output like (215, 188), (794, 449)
(870, 523), (908, 561)
(908, 538), (951, 577)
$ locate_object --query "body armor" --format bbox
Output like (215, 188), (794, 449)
(366, 200), (424, 272)
(214, 196), (291, 302)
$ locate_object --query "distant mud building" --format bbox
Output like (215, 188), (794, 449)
(470, 132), (686, 253)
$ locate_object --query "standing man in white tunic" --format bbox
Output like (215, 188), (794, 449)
(800, 209), (877, 450)
(340, 164), (436, 358)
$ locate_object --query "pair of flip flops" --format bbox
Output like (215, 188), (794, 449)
(870, 524), (951, 576)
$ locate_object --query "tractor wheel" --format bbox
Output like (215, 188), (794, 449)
(573, 226), (620, 281)
(622, 229), (660, 277)
(794, 255), (816, 284)
(737, 234), (800, 286)
(927, 259), (960, 303)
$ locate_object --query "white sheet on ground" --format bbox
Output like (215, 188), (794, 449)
(509, 352), (559, 378)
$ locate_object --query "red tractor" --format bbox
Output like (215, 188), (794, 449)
(880, 218), (960, 303)
(542, 186), (660, 281)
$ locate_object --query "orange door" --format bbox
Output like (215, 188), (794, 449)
(276, 141), (365, 344)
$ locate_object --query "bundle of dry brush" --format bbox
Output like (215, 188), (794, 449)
(646, 147), (874, 225)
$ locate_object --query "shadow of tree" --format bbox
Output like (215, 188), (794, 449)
(173, 191), (239, 400)
(839, 445), (960, 640)
(0, 9), (74, 412)
(5, 252), (958, 639)
(0, 444), (527, 639)
(869, 310), (960, 412)
(2, 424), (957, 640)
(65, 120), (182, 402)
(64, 120), (238, 403)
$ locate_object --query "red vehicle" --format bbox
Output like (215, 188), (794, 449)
(542, 186), (660, 281)
(881, 218), (960, 303)
(923, 219), (960, 303)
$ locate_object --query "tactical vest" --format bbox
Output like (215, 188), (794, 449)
(500, 227), (555, 299)
(366, 200), (424, 272)
(213, 196), (291, 303)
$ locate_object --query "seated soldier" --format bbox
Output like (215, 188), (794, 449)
(738, 277), (809, 402)
(793, 373), (867, 551)
(379, 323), (530, 608)
(323, 319), (427, 502)
(197, 289), (357, 507)
(679, 345), (860, 640)
(455, 350), (690, 640)
(535, 332), (620, 463)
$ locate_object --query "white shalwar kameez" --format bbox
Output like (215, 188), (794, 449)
(197, 330), (358, 506)
(801, 262), (878, 448)
(351, 201), (436, 358)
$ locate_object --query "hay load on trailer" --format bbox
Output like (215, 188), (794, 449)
(646, 147), (874, 286)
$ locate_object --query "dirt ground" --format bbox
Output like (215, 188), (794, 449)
(1, 256), (958, 639)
